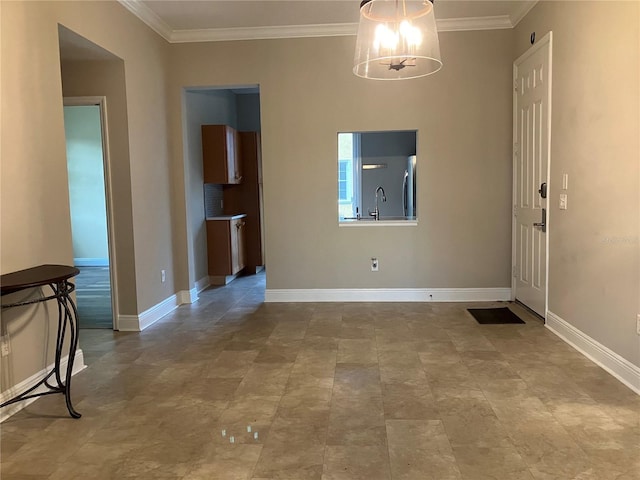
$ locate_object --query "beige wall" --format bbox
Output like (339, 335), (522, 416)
(1, 0), (172, 387)
(515, 1), (640, 366)
(61, 59), (138, 315)
(169, 30), (515, 291)
(2, 0), (636, 395)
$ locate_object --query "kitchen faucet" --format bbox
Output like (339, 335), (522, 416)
(369, 186), (387, 220)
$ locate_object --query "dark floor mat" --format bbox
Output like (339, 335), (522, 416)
(468, 307), (525, 324)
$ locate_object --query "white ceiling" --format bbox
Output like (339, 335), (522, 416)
(120, 0), (538, 43)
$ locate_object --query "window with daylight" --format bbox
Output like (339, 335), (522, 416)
(338, 161), (348, 200)
(337, 132), (361, 220)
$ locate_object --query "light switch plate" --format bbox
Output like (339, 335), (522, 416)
(559, 194), (568, 210)
(1, 335), (10, 357)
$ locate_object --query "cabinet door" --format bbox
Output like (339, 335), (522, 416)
(226, 128), (242, 184)
(202, 125), (242, 184)
(206, 220), (233, 275)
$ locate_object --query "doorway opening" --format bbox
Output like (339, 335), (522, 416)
(64, 97), (117, 329)
(182, 86), (265, 297)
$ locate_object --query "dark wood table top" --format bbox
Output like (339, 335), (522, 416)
(1, 264), (80, 295)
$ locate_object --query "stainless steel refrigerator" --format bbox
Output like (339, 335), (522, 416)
(403, 155), (417, 218)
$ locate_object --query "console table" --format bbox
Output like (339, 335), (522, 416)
(1, 264), (82, 418)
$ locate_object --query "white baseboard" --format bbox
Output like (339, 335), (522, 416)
(117, 293), (180, 331)
(74, 258), (109, 267)
(1, 349), (86, 422)
(117, 314), (140, 331)
(178, 288), (198, 304)
(177, 276), (211, 304)
(264, 288), (511, 303)
(546, 311), (640, 395)
(196, 275), (210, 293)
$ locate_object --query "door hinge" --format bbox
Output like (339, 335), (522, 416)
(513, 205), (518, 216)
(513, 143), (520, 155)
(512, 265), (518, 277)
(513, 79), (518, 93)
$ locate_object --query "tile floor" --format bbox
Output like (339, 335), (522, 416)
(1, 272), (638, 479)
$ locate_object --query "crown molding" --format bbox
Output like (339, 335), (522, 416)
(170, 15), (514, 43)
(437, 15), (513, 32)
(170, 23), (356, 43)
(119, 0), (532, 44)
(118, 0), (172, 41)
(510, 0), (539, 27)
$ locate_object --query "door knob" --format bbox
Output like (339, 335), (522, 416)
(533, 208), (546, 233)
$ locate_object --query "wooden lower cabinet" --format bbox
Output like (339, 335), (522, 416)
(206, 215), (246, 281)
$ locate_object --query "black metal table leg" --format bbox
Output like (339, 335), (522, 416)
(60, 281), (81, 418)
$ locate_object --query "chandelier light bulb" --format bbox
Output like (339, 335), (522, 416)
(400, 21), (422, 47)
(374, 24), (399, 52)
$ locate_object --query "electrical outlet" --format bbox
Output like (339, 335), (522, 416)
(371, 258), (379, 272)
(161, 270), (166, 283)
(1, 336), (10, 357)
(636, 314), (640, 335)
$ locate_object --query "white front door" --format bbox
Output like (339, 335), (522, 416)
(512, 32), (552, 318)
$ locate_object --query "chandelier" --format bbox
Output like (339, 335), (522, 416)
(353, 0), (443, 80)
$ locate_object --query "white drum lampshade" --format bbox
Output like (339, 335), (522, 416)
(353, 0), (442, 80)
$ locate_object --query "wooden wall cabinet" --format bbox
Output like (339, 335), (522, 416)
(206, 215), (246, 280)
(202, 125), (242, 184)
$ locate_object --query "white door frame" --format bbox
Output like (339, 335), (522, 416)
(64, 96), (120, 330)
(511, 32), (553, 319)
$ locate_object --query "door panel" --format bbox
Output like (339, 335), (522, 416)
(519, 224), (530, 284)
(513, 34), (552, 318)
